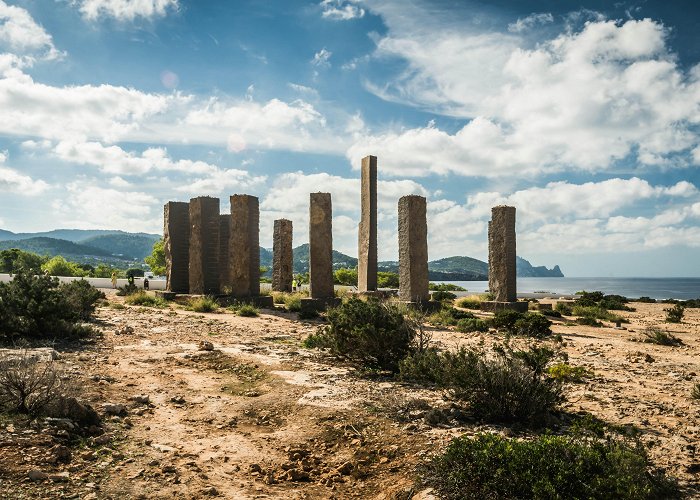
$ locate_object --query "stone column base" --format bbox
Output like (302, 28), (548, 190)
(155, 291), (177, 301)
(480, 301), (529, 313)
(221, 295), (274, 308)
(300, 297), (341, 313)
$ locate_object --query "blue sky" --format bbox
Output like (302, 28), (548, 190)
(0, 0), (699, 277)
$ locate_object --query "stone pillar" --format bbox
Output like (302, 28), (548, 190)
(398, 195), (429, 303)
(219, 214), (231, 293)
(272, 219), (293, 292)
(189, 196), (220, 295)
(309, 193), (334, 299)
(488, 205), (517, 302)
(164, 201), (189, 293)
(358, 155), (377, 292)
(229, 194), (260, 297)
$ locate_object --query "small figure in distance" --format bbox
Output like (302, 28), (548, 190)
(143, 277), (149, 291)
(292, 279), (297, 292)
(111, 271), (117, 289)
(127, 274), (135, 286)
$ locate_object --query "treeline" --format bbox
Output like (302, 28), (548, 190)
(0, 248), (146, 278)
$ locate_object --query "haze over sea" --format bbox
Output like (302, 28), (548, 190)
(445, 278), (700, 301)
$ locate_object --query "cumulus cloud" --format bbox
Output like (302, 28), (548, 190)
(71, 0), (179, 22)
(320, 0), (365, 21)
(0, 151), (49, 195)
(0, 1), (62, 60)
(358, 8), (700, 177)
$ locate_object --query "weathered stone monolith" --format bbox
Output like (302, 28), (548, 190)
(398, 195), (429, 303)
(358, 155), (377, 292)
(219, 214), (231, 293)
(164, 201), (189, 293)
(309, 193), (334, 299)
(272, 219), (293, 292)
(228, 194), (260, 297)
(189, 196), (220, 295)
(488, 205), (517, 303)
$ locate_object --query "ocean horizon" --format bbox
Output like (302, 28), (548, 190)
(441, 277), (700, 300)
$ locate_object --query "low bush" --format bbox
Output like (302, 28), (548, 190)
(491, 309), (524, 331)
(513, 313), (552, 338)
(431, 290), (456, 302)
(421, 431), (678, 500)
(60, 279), (106, 321)
(554, 301), (573, 315)
(235, 304), (259, 317)
(456, 317), (488, 333)
(547, 362), (593, 382)
(124, 291), (168, 308)
(188, 296), (219, 313)
(665, 304), (684, 323)
(637, 296), (657, 303)
(116, 282), (139, 296)
(284, 293), (303, 312)
(456, 297), (481, 309)
(314, 297), (416, 372)
(0, 351), (64, 416)
(429, 283), (466, 291)
(427, 307), (475, 327)
(400, 346), (563, 423)
(0, 271), (100, 340)
(641, 327), (682, 346)
(297, 308), (319, 320)
(540, 309), (562, 318)
(577, 316), (603, 327)
(572, 305), (627, 323)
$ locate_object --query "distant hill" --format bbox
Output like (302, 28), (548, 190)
(0, 229), (159, 244)
(0, 237), (114, 258)
(82, 233), (159, 260)
(516, 256), (564, 277)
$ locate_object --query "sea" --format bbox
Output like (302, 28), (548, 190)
(441, 277), (700, 301)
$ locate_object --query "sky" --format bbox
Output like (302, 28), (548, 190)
(0, 0), (699, 277)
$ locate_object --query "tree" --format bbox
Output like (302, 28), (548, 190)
(377, 271), (399, 288)
(41, 256), (88, 277)
(0, 249), (45, 273)
(144, 239), (166, 276)
(334, 268), (358, 286)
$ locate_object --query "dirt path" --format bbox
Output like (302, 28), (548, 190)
(2, 298), (700, 498)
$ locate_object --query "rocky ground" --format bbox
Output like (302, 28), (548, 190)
(1, 294), (699, 499)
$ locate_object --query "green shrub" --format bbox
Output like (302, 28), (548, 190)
(431, 290), (456, 302)
(429, 283), (466, 291)
(641, 327), (682, 346)
(427, 307), (475, 327)
(665, 304), (684, 323)
(400, 346), (563, 423)
(116, 282), (139, 296)
(333, 268), (358, 286)
(236, 304), (259, 317)
(577, 316), (603, 327)
(298, 308), (319, 320)
(377, 271), (399, 288)
(555, 301), (573, 315)
(314, 297), (416, 372)
(41, 256), (88, 277)
(124, 291), (168, 308)
(540, 309), (562, 318)
(421, 432), (678, 500)
(548, 362), (593, 382)
(284, 293), (303, 312)
(271, 292), (286, 304)
(0, 249), (46, 273)
(491, 309), (524, 331)
(574, 291), (634, 311)
(302, 332), (327, 348)
(637, 296), (656, 303)
(513, 313), (552, 338)
(456, 317), (488, 333)
(572, 305), (627, 323)
(188, 296), (219, 313)
(0, 271), (96, 340)
(456, 297), (481, 309)
(60, 279), (106, 321)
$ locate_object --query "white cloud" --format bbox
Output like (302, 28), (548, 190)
(508, 13), (553, 33)
(54, 179), (160, 231)
(71, 0), (179, 22)
(173, 168), (266, 197)
(311, 48), (332, 67)
(0, 157), (49, 195)
(358, 9), (700, 177)
(108, 176), (132, 187)
(0, 1), (62, 60)
(320, 0), (365, 21)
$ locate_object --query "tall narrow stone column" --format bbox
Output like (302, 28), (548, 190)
(272, 219), (293, 292)
(398, 195), (429, 303)
(164, 201), (189, 293)
(358, 155), (377, 292)
(219, 214), (231, 293)
(488, 205), (517, 302)
(189, 196), (220, 295)
(229, 194), (260, 297)
(309, 193), (334, 299)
